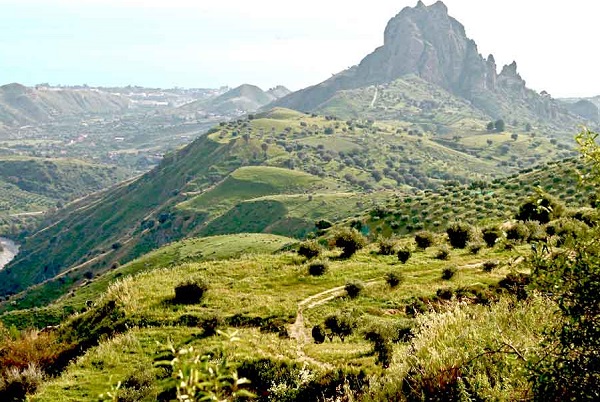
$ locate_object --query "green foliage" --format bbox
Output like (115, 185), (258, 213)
(516, 193), (565, 224)
(397, 247), (412, 263)
(446, 222), (474, 249)
(297, 240), (322, 260)
(331, 228), (366, 258)
(311, 325), (326, 344)
(505, 222), (530, 242)
(324, 314), (354, 342)
(174, 278), (208, 305)
(468, 241), (484, 255)
(364, 329), (393, 368)
(385, 272), (404, 288)
(377, 236), (397, 256)
(442, 267), (457, 280)
(308, 260), (328, 277)
(345, 282), (364, 299)
(415, 231), (435, 249)
(495, 119), (506, 132)
(482, 260), (499, 273)
(435, 246), (451, 261)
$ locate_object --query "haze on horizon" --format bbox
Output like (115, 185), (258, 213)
(2, 0), (598, 98)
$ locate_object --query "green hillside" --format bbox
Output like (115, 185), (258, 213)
(0, 107), (580, 299)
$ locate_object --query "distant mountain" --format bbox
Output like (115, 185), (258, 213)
(558, 97), (600, 123)
(0, 83), (130, 127)
(273, 1), (580, 129)
(180, 84), (290, 115)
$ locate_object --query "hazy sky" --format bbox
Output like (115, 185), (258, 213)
(1, 0), (598, 97)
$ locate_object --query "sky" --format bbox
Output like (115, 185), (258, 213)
(1, 0), (598, 97)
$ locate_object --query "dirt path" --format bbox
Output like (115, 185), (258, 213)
(289, 279), (381, 368)
(370, 87), (379, 108)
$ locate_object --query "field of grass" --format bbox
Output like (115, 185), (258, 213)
(24, 224), (550, 401)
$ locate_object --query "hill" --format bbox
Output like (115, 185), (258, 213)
(272, 1), (584, 133)
(0, 84), (130, 127)
(0, 156), (129, 236)
(180, 84), (290, 115)
(0, 105), (576, 298)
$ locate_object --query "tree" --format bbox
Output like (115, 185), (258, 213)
(414, 231), (435, 249)
(525, 122), (532, 132)
(446, 222), (473, 249)
(486, 121), (495, 131)
(494, 119), (505, 132)
(529, 129), (600, 400)
(331, 228), (366, 258)
(511, 133), (519, 141)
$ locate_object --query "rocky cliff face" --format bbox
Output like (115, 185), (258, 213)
(275, 1), (574, 124)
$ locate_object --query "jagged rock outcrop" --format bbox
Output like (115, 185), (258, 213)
(274, 1), (576, 125)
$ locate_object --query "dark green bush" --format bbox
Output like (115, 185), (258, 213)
(331, 228), (366, 258)
(435, 246), (450, 261)
(345, 282), (364, 299)
(482, 260), (500, 272)
(385, 272), (403, 288)
(436, 288), (453, 300)
(311, 325), (326, 344)
(298, 240), (322, 259)
(378, 237), (397, 256)
(397, 248), (412, 263)
(308, 261), (328, 276)
(415, 231), (435, 249)
(468, 242), (484, 255)
(174, 278), (208, 304)
(516, 193), (564, 223)
(446, 222), (473, 249)
(324, 315), (354, 342)
(442, 267), (457, 280)
(506, 222), (530, 242)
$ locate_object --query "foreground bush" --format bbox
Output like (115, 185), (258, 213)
(308, 260), (328, 276)
(362, 297), (556, 400)
(415, 231), (435, 249)
(378, 237), (397, 256)
(482, 226), (502, 247)
(345, 282), (364, 299)
(174, 278), (208, 304)
(385, 272), (403, 288)
(397, 248), (412, 263)
(446, 222), (474, 249)
(331, 228), (366, 258)
(298, 240), (322, 259)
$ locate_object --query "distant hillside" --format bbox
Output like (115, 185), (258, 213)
(272, 1), (583, 132)
(559, 97), (600, 123)
(0, 83), (130, 127)
(0, 107), (573, 298)
(0, 156), (129, 235)
(180, 84), (290, 115)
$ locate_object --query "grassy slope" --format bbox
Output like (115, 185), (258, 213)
(30, 234), (542, 401)
(0, 233), (295, 327)
(362, 158), (593, 236)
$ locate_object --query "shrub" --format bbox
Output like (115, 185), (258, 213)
(345, 282), (364, 299)
(200, 315), (222, 337)
(298, 240), (322, 259)
(506, 222), (530, 242)
(385, 272), (403, 288)
(331, 228), (366, 258)
(516, 193), (564, 223)
(308, 261), (328, 276)
(315, 219), (333, 230)
(324, 315), (354, 342)
(446, 222), (473, 249)
(174, 278), (208, 304)
(415, 231), (435, 249)
(482, 260), (499, 272)
(546, 218), (589, 244)
(435, 246), (451, 261)
(436, 288), (453, 300)
(397, 248), (412, 263)
(378, 237), (397, 256)
(442, 267), (457, 280)
(468, 242), (484, 255)
(0, 364), (44, 401)
(364, 330), (393, 368)
(311, 325), (326, 344)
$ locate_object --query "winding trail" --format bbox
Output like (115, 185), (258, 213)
(289, 278), (381, 368)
